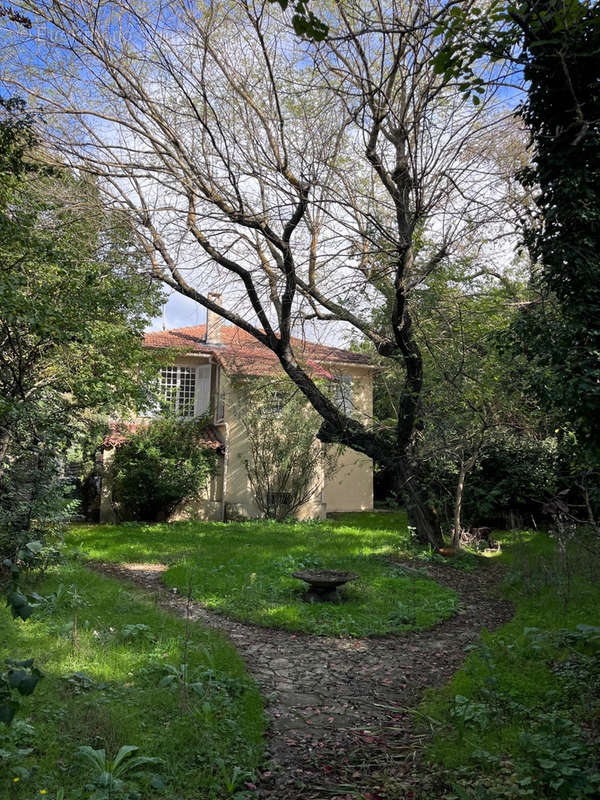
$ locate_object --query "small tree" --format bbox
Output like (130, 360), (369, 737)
(234, 379), (339, 521)
(0, 98), (162, 566)
(108, 417), (217, 522)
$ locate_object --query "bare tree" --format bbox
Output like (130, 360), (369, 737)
(232, 377), (340, 521)
(3, 0), (521, 546)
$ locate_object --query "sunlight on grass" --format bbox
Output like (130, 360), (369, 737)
(69, 513), (460, 637)
(1, 563), (264, 799)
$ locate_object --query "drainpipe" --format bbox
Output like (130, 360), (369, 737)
(220, 422), (230, 522)
(210, 356), (229, 522)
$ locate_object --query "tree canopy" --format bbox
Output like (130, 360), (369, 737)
(0, 98), (163, 558)
(3, 0), (598, 541)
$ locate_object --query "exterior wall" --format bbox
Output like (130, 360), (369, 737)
(322, 447), (373, 513)
(221, 365), (374, 519)
(99, 353), (373, 523)
(169, 457), (224, 521)
(218, 372), (327, 520)
(99, 352), (223, 523)
(323, 365), (374, 513)
(218, 371), (262, 520)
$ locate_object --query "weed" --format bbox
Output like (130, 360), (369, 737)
(1, 562), (265, 799)
(422, 529), (600, 797)
(77, 744), (162, 798)
(117, 624), (155, 644)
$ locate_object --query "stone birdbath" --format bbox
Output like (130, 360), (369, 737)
(292, 569), (358, 603)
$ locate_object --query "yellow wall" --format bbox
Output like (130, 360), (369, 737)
(100, 355), (374, 522)
(322, 365), (374, 513)
(218, 372), (262, 519)
(220, 365), (374, 519)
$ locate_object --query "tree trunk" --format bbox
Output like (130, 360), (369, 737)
(451, 463), (467, 548)
(394, 462), (444, 549)
(407, 497), (443, 549)
(406, 495), (444, 549)
(0, 427), (11, 483)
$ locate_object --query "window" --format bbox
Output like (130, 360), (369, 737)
(333, 375), (353, 414)
(263, 391), (286, 417)
(159, 366), (197, 416)
(266, 491), (293, 508)
(157, 364), (211, 417)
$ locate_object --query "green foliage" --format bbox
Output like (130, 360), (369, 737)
(0, 97), (163, 575)
(0, 718), (37, 787)
(233, 377), (338, 520)
(0, 110), (162, 426)
(432, 1), (600, 446)
(513, 0), (600, 451)
(431, 1), (518, 99)
(268, 0), (328, 41)
(0, 659), (43, 726)
(108, 416), (217, 521)
(67, 513), (460, 637)
(422, 530), (600, 797)
(430, 432), (560, 527)
(0, 563), (265, 798)
(77, 744), (162, 798)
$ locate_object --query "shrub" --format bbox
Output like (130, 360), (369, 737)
(232, 377), (340, 520)
(107, 417), (217, 521)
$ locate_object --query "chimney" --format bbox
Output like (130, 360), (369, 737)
(206, 293), (223, 344)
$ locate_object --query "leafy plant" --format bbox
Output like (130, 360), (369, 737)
(30, 583), (90, 614)
(62, 672), (98, 694)
(157, 662), (246, 701)
(117, 624), (155, 644)
(77, 744), (162, 798)
(108, 416), (217, 522)
(211, 757), (256, 798)
(517, 713), (600, 798)
(0, 659), (43, 725)
(0, 718), (36, 786)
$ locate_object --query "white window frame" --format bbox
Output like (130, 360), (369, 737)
(333, 375), (353, 415)
(158, 364), (211, 418)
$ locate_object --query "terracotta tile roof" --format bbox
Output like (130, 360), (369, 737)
(103, 421), (225, 452)
(144, 324), (372, 377)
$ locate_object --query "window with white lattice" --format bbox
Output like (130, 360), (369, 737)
(159, 366), (196, 416)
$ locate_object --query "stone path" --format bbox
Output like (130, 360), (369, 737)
(89, 560), (513, 800)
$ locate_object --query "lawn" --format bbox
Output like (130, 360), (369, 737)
(67, 513), (460, 637)
(421, 529), (600, 799)
(1, 562), (265, 800)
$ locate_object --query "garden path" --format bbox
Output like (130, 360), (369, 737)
(89, 560), (512, 800)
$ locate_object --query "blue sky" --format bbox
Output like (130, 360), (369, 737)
(147, 291), (208, 332)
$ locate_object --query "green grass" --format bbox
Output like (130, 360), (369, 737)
(67, 513), (459, 637)
(1, 562), (265, 800)
(421, 529), (600, 798)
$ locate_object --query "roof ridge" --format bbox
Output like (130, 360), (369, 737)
(144, 321), (373, 375)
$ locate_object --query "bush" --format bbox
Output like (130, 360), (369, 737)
(463, 433), (558, 526)
(232, 377), (340, 521)
(107, 417), (217, 521)
(412, 431), (560, 530)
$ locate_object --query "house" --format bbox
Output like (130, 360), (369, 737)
(100, 306), (375, 522)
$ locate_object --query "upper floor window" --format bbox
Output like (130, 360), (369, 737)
(158, 364), (211, 417)
(160, 366), (196, 416)
(333, 375), (353, 415)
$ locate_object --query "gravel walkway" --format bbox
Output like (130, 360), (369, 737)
(88, 560), (513, 800)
